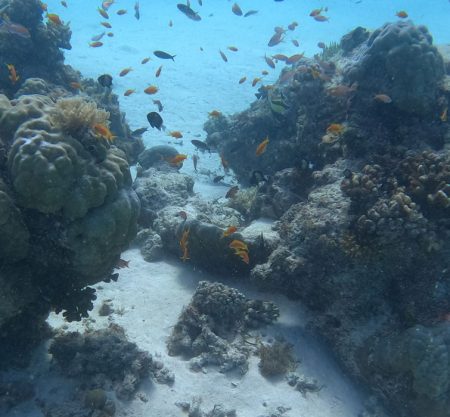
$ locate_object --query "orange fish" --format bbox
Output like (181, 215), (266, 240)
(227, 46), (238, 52)
(440, 107), (448, 122)
(236, 249), (249, 264)
(221, 153), (229, 170)
(327, 84), (357, 97)
(256, 137), (269, 156)
(116, 9), (127, 15)
(7, 64), (19, 84)
(229, 239), (248, 252)
(225, 185), (239, 199)
(102, 0), (114, 9)
(272, 54), (288, 62)
(40, 2), (48, 11)
(396, 11), (408, 18)
(169, 154), (188, 165)
(144, 85), (158, 94)
(155, 65), (163, 77)
(69, 81), (82, 90)
(264, 55), (275, 69)
(219, 50), (228, 62)
(100, 21), (112, 28)
(89, 41), (103, 47)
(124, 89), (136, 96)
(286, 53), (304, 64)
(208, 110), (222, 117)
(288, 21), (298, 31)
(252, 77), (262, 87)
(309, 8), (323, 16)
(141, 57), (150, 64)
(179, 228), (190, 262)
(107, 32), (114, 37)
(326, 123), (345, 135)
(232, 2), (243, 16)
(373, 94), (392, 104)
(268, 31), (284, 47)
(47, 13), (62, 25)
(222, 226), (238, 237)
(92, 123), (115, 142)
(167, 131), (183, 139)
(238, 76), (247, 84)
(98, 7), (109, 19)
(314, 15), (329, 22)
(119, 67), (133, 76)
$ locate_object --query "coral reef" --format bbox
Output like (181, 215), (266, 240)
(0, 0), (74, 93)
(201, 20), (450, 417)
(345, 21), (445, 116)
(49, 324), (174, 400)
(0, 92), (139, 367)
(167, 281), (279, 373)
(373, 324), (450, 417)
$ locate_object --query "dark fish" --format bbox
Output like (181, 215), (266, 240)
(134, 1), (140, 19)
(154, 50), (176, 61)
(91, 32), (105, 41)
(131, 127), (148, 136)
(191, 139), (211, 152)
(193, 154), (199, 171)
(244, 10), (258, 17)
(213, 175), (225, 183)
(98, 74), (113, 87)
(177, 3), (201, 21)
(147, 112), (164, 130)
(153, 99), (164, 112)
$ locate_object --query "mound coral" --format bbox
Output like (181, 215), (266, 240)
(0, 91), (139, 368)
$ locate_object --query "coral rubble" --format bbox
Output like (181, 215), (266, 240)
(167, 281), (279, 373)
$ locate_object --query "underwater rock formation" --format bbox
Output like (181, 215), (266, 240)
(201, 20), (450, 417)
(49, 324), (173, 400)
(344, 21), (445, 116)
(0, 0), (74, 93)
(167, 281), (279, 373)
(0, 93), (139, 366)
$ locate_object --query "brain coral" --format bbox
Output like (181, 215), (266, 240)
(3, 95), (131, 219)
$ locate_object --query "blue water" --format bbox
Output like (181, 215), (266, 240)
(44, 0), (450, 175)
